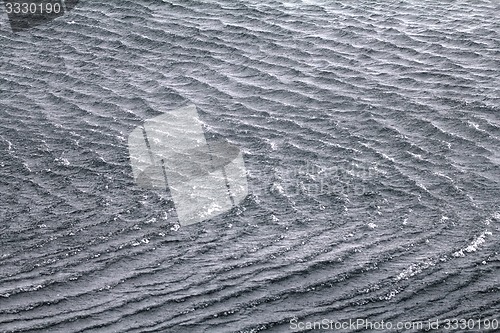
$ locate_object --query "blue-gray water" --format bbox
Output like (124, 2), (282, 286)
(0, 0), (499, 332)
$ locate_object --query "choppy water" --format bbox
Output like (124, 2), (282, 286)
(0, 0), (499, 332)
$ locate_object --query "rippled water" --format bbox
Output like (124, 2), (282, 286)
(0, 0), (499, 332)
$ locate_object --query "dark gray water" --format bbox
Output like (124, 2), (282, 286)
(0, 0), (499, 332)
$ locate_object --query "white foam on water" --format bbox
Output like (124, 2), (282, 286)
(453, 230), (493, 257)
(395, 260), (436, 282)
(270, 182), (285, 195)
(407, 151), (423, 161)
